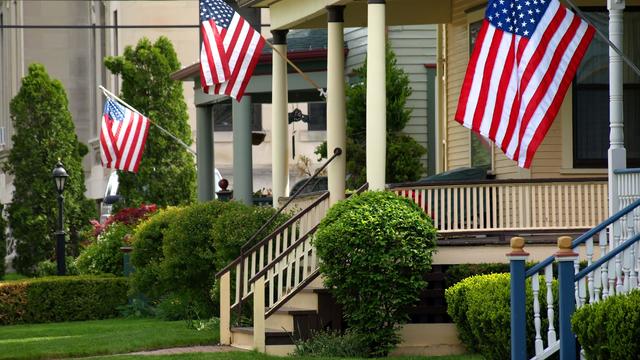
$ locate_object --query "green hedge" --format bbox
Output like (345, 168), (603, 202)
(0, 275), (128, 325)
(573, 290), (640, 359)
(445, 273), (557, 360)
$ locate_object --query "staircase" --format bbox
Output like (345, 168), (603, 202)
(509, 168), (640, 360)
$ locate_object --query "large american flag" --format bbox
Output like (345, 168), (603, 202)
(100, 97), (150, 173)
(199, 0), (265, 100)
(455, 0), (594, 168)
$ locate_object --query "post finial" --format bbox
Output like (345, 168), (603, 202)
(507, 236), (529, 257)
(555, 236), (578, 257)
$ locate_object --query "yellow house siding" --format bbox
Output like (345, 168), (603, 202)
(445, 0), (487, 170)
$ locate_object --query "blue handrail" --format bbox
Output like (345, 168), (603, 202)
(525, 197), (640, 278)
(613, 168), (640, 174)
(575, 232), (640, 282)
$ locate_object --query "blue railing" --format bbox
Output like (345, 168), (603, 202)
(510, 197), (640, 360)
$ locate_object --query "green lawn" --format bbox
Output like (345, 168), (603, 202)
(89, 353), (482, 360)
(0, 273), (28, 282)
(0, 318), (218, 360)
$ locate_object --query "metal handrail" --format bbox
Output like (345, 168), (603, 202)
(227, 147), (343, 322)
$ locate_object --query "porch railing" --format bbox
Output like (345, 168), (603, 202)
(510, 197), (640, 360)
(391, 178), (608, 235)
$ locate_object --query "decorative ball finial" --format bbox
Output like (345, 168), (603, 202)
(507, 236), (529, 257)
(556, 236), (578, 257)
(218, 178), (229, 191)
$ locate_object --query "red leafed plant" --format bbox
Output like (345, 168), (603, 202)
(91, 204), (158, 237)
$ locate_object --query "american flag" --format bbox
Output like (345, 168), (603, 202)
(455, 0), (594, 168)
(100, 97), (150, 173)
(199, 0), (265, 100)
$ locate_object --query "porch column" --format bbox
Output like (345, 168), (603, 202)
(366, 0), (386, 190)
(608, 0), (626, 219)
(233, 95), (254, 206)
(196, 105), (215, 202)
(327, 6), (346, 204)
(271, 29), (289, 208)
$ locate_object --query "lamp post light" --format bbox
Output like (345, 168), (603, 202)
(52, 161), (68, 276)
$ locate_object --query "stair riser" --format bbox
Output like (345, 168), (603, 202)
(231, 330), (254, 348)
(266, 312), (294, 332)
(281, 291), (318, 309)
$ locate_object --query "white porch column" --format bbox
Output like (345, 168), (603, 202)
(327, 6), (346, 204)
(366, 0), (386, 190)
(608, 0), (626, 218)
(271, 29), (289, 208)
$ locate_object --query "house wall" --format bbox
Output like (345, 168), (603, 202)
(445, 0), (640, 180)
(345, 25), (438, 175)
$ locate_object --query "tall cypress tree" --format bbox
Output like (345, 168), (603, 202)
(3, 64), (96, 275)
(105, 37), (196, 208)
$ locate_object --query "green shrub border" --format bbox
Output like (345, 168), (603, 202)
(0, 275), (128, 325)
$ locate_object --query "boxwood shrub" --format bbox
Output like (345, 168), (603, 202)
(314, 191), (437, 357)
(445, 273), (558, 360)
(573, 289), (640, 359)
(0, 275), (127, 325)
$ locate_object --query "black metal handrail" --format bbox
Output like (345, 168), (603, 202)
(223, 147), (343, 322)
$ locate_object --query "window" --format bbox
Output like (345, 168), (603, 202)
(307, 102), (326, 131)
(212, 102), (262, 131)
(468, 19), (493, 170)
(573, 10), (640, 168)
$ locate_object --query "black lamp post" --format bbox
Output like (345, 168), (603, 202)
(52, 161), (68, 275)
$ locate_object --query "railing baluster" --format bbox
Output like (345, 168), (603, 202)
(243, 257), (249, 297)
(479, 186), (485, 229)
(545, 264), (557, 345)
(532, 273), (543, 355)
(235, 263), (241, 305)
(587, 238), (594, 304)
(453, 186), (458, 230)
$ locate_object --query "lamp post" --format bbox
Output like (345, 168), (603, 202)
(52, 161), (68, 275)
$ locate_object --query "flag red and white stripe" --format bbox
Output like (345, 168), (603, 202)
(200, 0), (265, 100)
(100, 97), (150, 173)
(455, 0), (595, 168)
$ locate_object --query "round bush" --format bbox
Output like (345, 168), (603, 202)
(573, 289), (640, 360)
(314, 191), (437, 356)
(445, 273), (557, 360)
(130, 206), (184, 299)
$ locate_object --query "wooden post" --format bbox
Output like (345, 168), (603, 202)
(253, 276), (266, 352)
(555, 236), (578, 360)
(507, 236), (529, 360)
(219, 272), (231, 345)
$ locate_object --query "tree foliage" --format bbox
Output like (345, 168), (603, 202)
(105, 37), (196, 208)
(3, 64), (95, 275)
(316, 45), (426, 188)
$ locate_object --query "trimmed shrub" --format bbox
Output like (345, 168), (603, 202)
(314, 191), (437, 356)
(573, 289), (640, 359)
(445, 273), (557, 360)
(444, 263), (511, 288)
(130, 200), (287, 317)
(293, 330), (369, 358)
(0, 275), (127, 325)
(0, 204), (6, 279)
(130, 207), (184, 300)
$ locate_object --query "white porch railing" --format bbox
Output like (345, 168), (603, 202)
(391, 178), (608, 235)
(616, 168), (640, 209)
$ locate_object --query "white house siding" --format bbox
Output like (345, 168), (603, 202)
(344, 25), (438, 174)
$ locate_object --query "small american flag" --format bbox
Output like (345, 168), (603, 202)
(455, 0), (595, 168)
(100, 98), (150, 173)
(199, 0), (265, 100)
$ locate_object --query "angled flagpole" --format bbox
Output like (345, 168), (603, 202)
(99, 85), (196, 156)
(564, 0), (640, 77)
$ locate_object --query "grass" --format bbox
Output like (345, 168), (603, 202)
(0, 318), (218, 360)
(88, 353), (483, 360)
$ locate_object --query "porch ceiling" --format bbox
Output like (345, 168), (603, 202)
(238, 0), (452, 30)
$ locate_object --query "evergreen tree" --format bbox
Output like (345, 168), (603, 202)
(105, 37), (196, 208)
(316, 45), (426, 188)
(3, 64), (96, 275)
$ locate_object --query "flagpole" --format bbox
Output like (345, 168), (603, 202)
(99, 86), (197, 156)
(264, 40), (327, 98)
(564, 0), (640, 77)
